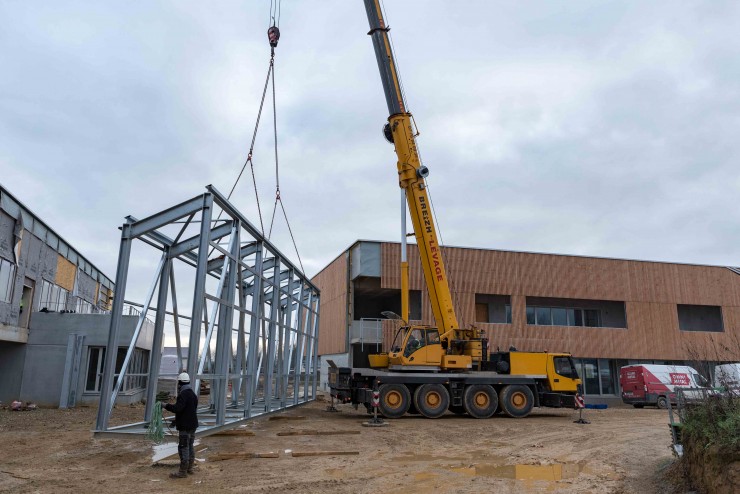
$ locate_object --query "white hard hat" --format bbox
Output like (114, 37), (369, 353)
(177, 372), (190, 382)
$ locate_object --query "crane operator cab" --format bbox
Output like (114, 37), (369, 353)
(369, 325), (478, 371)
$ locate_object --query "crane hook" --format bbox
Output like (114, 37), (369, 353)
(268, 26), (280, 48)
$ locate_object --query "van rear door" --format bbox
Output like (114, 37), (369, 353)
(620, 366), (645, 404)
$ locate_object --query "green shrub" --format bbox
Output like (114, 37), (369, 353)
(682, 395), (740, 450)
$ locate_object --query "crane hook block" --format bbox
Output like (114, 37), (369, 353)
(268, 26), (280, 48)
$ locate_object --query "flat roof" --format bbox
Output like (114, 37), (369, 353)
(313, 239), (738, 275)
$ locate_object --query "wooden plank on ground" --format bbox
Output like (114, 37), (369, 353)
(277, 430), (360, 436)
(268, 415), (306, 421)
(210, 452), (279, 461)
(212, 429), (255, 436)
(291, 451), (360, 457)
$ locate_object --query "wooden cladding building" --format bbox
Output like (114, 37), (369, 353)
(312, 240), (740, 397)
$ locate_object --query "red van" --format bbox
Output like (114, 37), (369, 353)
(620, 364), (706, 409)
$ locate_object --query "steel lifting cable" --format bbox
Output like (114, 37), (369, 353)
(264, 30), (306, 274)
(224, 4), (305, 274)
(220, 0), (282, 238)
(223, 55), (274, 237)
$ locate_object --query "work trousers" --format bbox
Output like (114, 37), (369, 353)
(177, 429), (196, 464)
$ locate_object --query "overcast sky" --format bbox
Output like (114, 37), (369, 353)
(2, 0), (739, 298)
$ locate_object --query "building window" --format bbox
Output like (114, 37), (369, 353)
(573, 358), (618, 396)
(76, 298), (94, 314)
(86, 347), (105, 392)
(525, 297), (625, 328)
(0, 257), (16, 303)
(526, 305), (603, 327)
(97, 287), (112, 310)
(37, 279), (70, 311)
(536, 307), (551, 325)
(474, 294), (512, 323)
(85, 347), (149, 393)
(677, 304), (724, 332)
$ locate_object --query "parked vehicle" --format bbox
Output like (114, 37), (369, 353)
(713, 363), (740, 389)
(620, 364), (708, 409)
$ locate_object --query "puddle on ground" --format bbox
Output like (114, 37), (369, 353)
(391, 452), (507, 464)
(474, 463), (583, 480)
(391, 451), (610, 485)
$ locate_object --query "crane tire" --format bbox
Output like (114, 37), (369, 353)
(378, 384), (411, 418)
(499, 384), (534, 418)
(463, 384), (498, 419)
(413, 384), (450, 419)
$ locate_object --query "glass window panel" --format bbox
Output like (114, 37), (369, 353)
(505, 305), (512, 324)
(526, 307), (535, 325)
(59, 288), (69, 310)
(0, 260), (10, 302)
(566, 309), (576, 326)
(584, 309), (601, 327)
(50, 285), (59, 309)
(115, 348), (127, 374)
(536, 307), (551, 325)
(39, 280), (50, 309)
(598, 359), (614, 394)
(582, 358), (600, 395)
(552, 308), (567, 326)
(573, 309), (583, 326)
(554, 357), (578, 378)
(86, 348), (100, 391)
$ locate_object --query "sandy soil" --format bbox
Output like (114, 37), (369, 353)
(0, 397), (685, 493)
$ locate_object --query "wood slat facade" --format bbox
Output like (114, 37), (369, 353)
(379, 242), (740, 361)
(312, 252), (348, 355)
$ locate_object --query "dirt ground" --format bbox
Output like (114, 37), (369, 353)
(0, 395), (686, 493)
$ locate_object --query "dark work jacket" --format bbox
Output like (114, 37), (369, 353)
(164, 384), (198, 431)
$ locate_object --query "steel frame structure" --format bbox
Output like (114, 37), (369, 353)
(94, 185), (320, 437)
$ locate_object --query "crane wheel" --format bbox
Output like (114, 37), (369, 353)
(463, 384), (498, 419)
(378, 384), (411, 418)
(499, 385), (534, 418)
(413, 384), (450, 418)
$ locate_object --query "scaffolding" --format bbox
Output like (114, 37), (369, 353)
(94, 185), (320, 437)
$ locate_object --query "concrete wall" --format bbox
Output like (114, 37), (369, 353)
(0, 342), (26, 403)
(16, 313), (154, 406)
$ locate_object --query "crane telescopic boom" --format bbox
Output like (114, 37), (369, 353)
(363, 0), (459, 336)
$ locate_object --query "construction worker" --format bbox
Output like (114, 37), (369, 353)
(164, 372), (198, 478)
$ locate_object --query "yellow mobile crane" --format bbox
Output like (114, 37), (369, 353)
(328, 0), (583, 419)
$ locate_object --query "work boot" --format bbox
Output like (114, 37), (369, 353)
(187, 459), (196, 474)
(170, 462), (188, 479)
